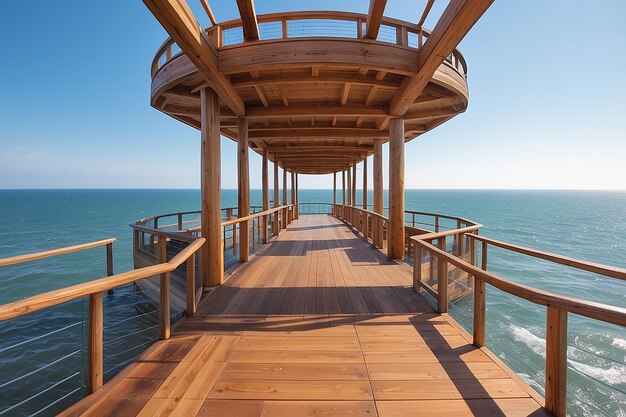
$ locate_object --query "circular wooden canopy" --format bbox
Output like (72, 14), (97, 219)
(150, 11), (469, 175)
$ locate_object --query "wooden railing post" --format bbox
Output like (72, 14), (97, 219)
(177, 213), (183, 230)
(413, 243), (422, 292)
(545, 307), (568, 417)
(87, 292), (103, 394)
(186, 254), (196, 315)
(481, 240), (488, 270)
(106, 243), (113, 277)
(437, 236), (448, 313)
(157, 237), (170, 340)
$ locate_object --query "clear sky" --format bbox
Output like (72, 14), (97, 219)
(0, 1), (624, 190)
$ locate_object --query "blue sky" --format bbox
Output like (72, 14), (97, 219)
(0, 1), (624, 189)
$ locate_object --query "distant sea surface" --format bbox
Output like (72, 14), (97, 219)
(0, 189), (624, 416)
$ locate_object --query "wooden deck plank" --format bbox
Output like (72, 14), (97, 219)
(67, 215), (546, 417)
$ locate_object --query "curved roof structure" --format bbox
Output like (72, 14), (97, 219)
(144, 0), (492, 174)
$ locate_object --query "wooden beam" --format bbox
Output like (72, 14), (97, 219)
(364, 86), (377, 106)
(333, 172), (337, 205)
(388, 118), (405, 259)
(235, 0), (260, 41)
(340, 83), (351, 105)
(262, 149), (269, 243)
(417, 0), (435, 28)
(199, 0), (216, 26)
(143, 0), (245, 116)
(373, 140), (383, 247)
(200, 87), (223, 287)
(249, 128), (389, 140)
(342, 170), (346, 205)
(351, 163), (357, 207)
(389, 0), (493, 116)
(273, 161), (279, 235)
(362, 157), (368, 209)
(254, 85), (269, 107)
(231, 73), (398, 90)
(237, 118), (250, 262)
(364, 0), (388, 40)
(246, 104), (386, 119)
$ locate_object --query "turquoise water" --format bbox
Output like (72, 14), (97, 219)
(0, 189), (624, 416)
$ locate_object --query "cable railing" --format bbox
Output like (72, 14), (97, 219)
(151, 11), (467, 79)
(411, 232), (626, 417)
(0, 236), (205, 416)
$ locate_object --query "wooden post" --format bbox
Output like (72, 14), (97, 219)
(282, 168), (288, 226)
(545, 307), (568, 417)
(273, 161), (279, 235)
(473, 275), (486, 347)
(437, 236), (447, 313)
(157, 238), (170, 339)
(482, 241), (488, 271)
(388, 118), (405, 259)
(352, 163), (357, 207)
(291, 171), (296, 219)
(262, 150), (269, 243)
(186, 255), (196, 315)
(346, 167), (352, 206)
(238, 118), (250, 262)
(87, 292), (103, 393)
(333, 172), (337, 206)
(362, 157), (368, 209)
(177, 213), (183, 230)
(295, 174), (299, 219)
(373, 140), (383, 247)
(200, 87), (223, 288)
(413, 244), (421, 292)
(342, 170), (346, 206)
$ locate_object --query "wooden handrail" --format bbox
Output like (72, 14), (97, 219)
(0, 238), (116, 267)
(413, 237), (626, 327)
(0, 238), (205, 321)
(467, 234), (626, 281)
(221, 204), (294, 227)
(151, 10), (467, 78)
(416, 224), (482, 242)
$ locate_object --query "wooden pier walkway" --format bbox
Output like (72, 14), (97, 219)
(63, 215), (549, 417)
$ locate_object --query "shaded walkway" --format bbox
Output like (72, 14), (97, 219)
(63, 215), (549, 417)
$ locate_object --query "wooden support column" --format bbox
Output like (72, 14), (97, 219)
(342, 170), (346, 206)
(200, 87), (223, 288)
(291, 171), (296, 219)
(388, 118), (405, 259)
(362, 157), (368, 209)
(238, 118), (250, 262)
(273, 161), (279, 235)
(295, 173), (299, 219)
(352, 163), (357, 207)
(347, 166), (352, 206)
(262, 150), (269, 243)
(283, 168), (288, 226)
(373, 140), (383, 247)
(333, 172), (337, 206)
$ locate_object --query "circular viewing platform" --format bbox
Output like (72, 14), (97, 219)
(150, 11), (469, 174)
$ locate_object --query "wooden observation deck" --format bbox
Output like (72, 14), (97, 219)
(3, 1), (624, 416)
(62, 215), (549, 417)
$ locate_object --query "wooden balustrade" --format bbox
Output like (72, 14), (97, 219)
(0, 237), (205, 394)
(412, 233), (626, 417)
(151, 11), (467, 79)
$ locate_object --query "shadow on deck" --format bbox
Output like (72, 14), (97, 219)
(62, 215), (550, 417)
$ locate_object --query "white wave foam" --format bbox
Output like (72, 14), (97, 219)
(569, 359), (626, 386)
(510, 324), (545, 356)
(612, 337), (626, 349)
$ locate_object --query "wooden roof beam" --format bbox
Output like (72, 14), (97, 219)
(143, 0), (245, 116)
(364, 0), (388, 40)
(199, 0), (216, 26)
(389, 0), (493, 116)
(236, 0), (260, 41)
(417, 0), (435, 28)
(246, 104), (386, 119)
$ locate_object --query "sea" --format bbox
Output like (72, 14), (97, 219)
(0, 189), (624, 416)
